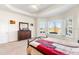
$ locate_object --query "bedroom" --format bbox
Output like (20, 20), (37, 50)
(0, 4), (79, 55)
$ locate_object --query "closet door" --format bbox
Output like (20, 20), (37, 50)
(0, 20), (8, 44)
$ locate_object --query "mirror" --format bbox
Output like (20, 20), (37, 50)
(19, 22), (29, 30)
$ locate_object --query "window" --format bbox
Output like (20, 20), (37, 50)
(39, 20), (46, 37)
(66, 18), (73, 38)
(48, 20), (62, 34)
(38, 19), (62, 37)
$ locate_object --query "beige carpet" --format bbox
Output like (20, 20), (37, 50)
(0, 40), (28, 55)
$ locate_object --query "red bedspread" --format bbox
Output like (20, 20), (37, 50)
(37, 44), (65, 55)
(30, 39), (66, 55)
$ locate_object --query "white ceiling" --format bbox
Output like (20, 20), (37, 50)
(11, 4), (52, 13)
(0, 4), (77, 18)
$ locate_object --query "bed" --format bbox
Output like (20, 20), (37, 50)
(27, 37), (79, 55)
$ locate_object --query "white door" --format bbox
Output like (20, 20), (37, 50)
(0, 20), (8, 44)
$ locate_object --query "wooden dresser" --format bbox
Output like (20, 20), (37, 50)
(18, 30), (31, 41)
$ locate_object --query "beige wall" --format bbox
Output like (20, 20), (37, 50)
(36, 5), (79, 43)
(61, 5), (79, 43)
(49, 6), (79, 43)
(49, 5), (79, 43)
(1, 5), (79, 44)
(0, 10), (35, 44)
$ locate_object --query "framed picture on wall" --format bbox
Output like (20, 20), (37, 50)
(10, 20), (16, 24)
(19, 22), (29, 30)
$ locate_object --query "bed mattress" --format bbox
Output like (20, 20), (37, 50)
(30, 39), (66, 55)
(30, 38), (79, 55)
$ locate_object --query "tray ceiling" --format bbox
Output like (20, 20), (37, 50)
(0, 4), (77, 18)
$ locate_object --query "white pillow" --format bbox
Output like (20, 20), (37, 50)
(30, 41), (40, 47)
(52, 43), (71, 51)
(55, 48), (70, 54)
(71, 48), (79, 52)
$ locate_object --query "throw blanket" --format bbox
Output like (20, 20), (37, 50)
(30, 39), (66, 55)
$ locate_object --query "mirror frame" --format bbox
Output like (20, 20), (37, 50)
(19, 22), (29, 30)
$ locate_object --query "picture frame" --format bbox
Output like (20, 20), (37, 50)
(10, 20), (16, 24)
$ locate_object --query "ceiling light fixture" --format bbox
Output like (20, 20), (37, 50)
(31, 5), (38, 10)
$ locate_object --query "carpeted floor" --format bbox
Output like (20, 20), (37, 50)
(0, 40), (28, 55)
